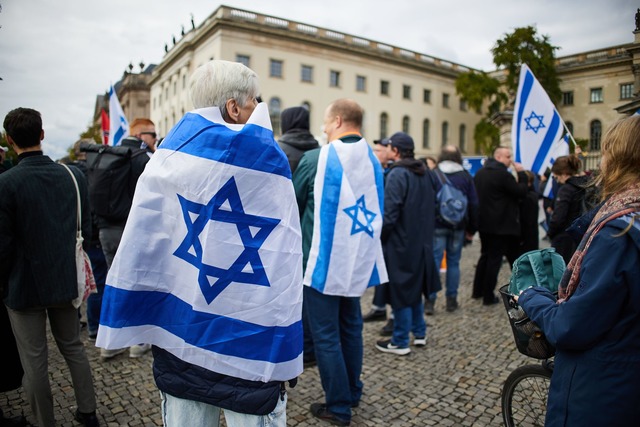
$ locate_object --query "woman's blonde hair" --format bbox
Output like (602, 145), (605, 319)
(595, 115), (640, 200)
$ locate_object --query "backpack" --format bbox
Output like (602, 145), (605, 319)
(80, 143), (148, 221)
(508, 247), (566, 295)
(434, 168), (468, 227)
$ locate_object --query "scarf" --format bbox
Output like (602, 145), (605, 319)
(558, 183), (640, 301)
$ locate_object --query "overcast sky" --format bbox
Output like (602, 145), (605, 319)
(0, 0), (636, 160)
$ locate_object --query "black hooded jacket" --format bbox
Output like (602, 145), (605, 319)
(277, 107), (319, 173)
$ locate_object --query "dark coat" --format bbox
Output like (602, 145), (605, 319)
(277, 107), (319, 173)
(473, 158), (528, 236)
(520, 214), (640, 427)
(548, 175), (589, 263)
(0, 154), (91, 310)
(0, 303), (22, 392)
(519, 188), (540, 253)
(152, 347), (288, 415)
(382, 159), (441, 309)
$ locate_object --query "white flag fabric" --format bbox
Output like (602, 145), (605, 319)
(108, 85), (129, 146)
(303, 138), (388, 297)
(511, 64), (565, 175)
(96, 103), (304, 382)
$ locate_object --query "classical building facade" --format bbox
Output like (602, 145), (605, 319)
(149, 5), (482, 158)
(146, 5), (639, 160)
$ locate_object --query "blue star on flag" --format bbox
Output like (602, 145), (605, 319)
(343, 195), (376, 238)
(524, 111), (546, 134)
(173, 177), (280, 304)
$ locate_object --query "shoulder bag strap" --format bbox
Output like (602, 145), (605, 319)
(61, 164), (82, 236)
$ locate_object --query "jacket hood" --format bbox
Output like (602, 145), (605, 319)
(280, 107), (310, 134)
(438, 160), (464, 174)
(390, 158), (426, 175)
(278, 130), (320, 150)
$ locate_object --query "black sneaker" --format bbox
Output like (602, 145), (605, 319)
(74, 409), (99, 427)
(375, 339), (411, 355)
(446, 297), (459, 312)
(362, 308), (386, 322)
(483, 295), (500, 306)
(309, 403), (350, 426)
(380, 319), (394, 336)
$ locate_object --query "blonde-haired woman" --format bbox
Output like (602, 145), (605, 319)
(518, 115), (640, 426)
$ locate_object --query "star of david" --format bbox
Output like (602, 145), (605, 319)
(524, 111), (546, 134)
(343, 195), (376, 238)
(173, 177), (280, 304)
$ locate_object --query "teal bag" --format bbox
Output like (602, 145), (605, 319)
(508, 248), (566, 295)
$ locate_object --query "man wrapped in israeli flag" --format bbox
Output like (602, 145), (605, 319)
(293, 99), (388, 426)
(96, 60), (303, 426)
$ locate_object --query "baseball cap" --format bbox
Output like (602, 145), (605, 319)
(387, 132), (414, 150)
(374, 138), (390, 146)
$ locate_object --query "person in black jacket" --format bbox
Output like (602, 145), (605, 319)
(277, 106), (320, 174)
(472, 146), (528, 305)
(548, 154), (590, 264)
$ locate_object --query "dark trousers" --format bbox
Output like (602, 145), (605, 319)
(371, 282), (389, 309)
(472, 233), (519, 302)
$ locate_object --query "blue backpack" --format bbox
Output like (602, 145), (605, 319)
(434, 169), (468, 227)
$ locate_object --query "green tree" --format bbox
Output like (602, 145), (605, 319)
(456, 25), (560, 155)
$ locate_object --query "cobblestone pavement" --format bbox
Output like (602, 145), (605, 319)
(1, 237), (548, 426)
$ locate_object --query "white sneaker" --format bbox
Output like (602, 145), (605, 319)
(100, 348), (127, 360)
(129, 343), (152, 358)
(413, 336), (427, 347)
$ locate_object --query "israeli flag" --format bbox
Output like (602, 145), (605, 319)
(512, 64), (565, 175)
(108, 85), (129, 146)
(541, 134), (570, 199)
(96, 103), (304, 382)
(304, 138), (388, 296)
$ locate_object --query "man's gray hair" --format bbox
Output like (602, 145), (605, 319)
(189, 60), (259, 117)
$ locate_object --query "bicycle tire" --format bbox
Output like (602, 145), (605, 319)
(501, 364), (552, 427)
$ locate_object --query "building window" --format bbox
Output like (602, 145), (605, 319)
(356, 75), (366, 92)
(562, 91), (574, 106)
(443, 93), (450, 108)
(269, 97), (282, 135)
(301, 65), (313, 83)
(590, 88), (603, 103)
(173, 81), (177, 95)
(403, 84), (411, 100)
(380, 80), (390, 96)
(380, 112), (388, 139)
(423, 89), (431, 104)
(442, 121), (449, 146)
(459, 99), (467, 112)
(330, 70), (340, 87)
(422, 119), (430, 149)
(566, 121), (574, 135)
(459, 124), (466, 152)
(402, 116), (410, 133)
(590, 120), (602, 151)
(270, 59), (283, 78)
(236, 54), (250, 68)
(620, 83), (634, 100)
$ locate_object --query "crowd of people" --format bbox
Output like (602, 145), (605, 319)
(1, 58), (638, 426)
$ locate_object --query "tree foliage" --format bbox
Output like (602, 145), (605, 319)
(455, 25), (561, 155)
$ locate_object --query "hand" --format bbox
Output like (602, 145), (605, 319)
(512, 162), (524, 172)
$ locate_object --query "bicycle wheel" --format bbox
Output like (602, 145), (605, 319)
(501, 363), (552, 427)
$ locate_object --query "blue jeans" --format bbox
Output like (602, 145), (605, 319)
(391, 302), (426, 347)
(160, 391), (287, 427)
(304, 286), (363, 422)
(86, 245), (107, 335)
(430, 228), (464, 301)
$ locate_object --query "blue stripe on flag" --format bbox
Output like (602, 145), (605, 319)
(530, 111), (561, 173)
(112, 127), (125, 147)
(311, 145), (343, 292)
(100, 286), (302, 363)
(368, 147), (385, 213)
(161, 112), (291, 179)
(514, 70), (534, 163)
(368, 263), (380, 288)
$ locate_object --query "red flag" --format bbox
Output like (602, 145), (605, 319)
(101, 108), (110, 145)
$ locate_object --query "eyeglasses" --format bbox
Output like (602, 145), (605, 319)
(139, 132), (157, 139)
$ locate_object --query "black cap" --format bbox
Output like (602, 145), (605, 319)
(387, 132), (414, 150)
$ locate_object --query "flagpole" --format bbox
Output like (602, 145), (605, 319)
(563, 123), (577, 148)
